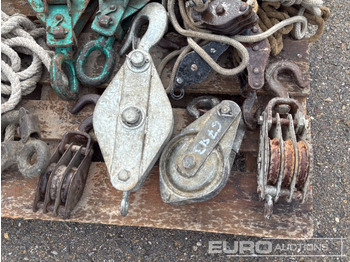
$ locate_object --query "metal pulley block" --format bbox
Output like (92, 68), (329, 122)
(93, 3), (173, 216)
(1, 108), (50, 178)
(257, 61), (311, 219)
(171, 41), (229, 100)
(28, 0), (98, 99)
(33, 118), (94, 219)
(159, 100), (246, 205)
(191, 0), (258, 36)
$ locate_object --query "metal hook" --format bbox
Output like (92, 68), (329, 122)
(119, 2), (168, 55)
(186, 96), (220, 119)
(70, 94), (100, 114)
(265, 60), (307, 99)
(120, 191), (130, 217)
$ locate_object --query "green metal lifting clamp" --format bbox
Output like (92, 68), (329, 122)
(75, 0), (150, 86)
(28, 0), (98, 100)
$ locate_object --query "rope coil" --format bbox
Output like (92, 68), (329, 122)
(1, 12), (53, 114)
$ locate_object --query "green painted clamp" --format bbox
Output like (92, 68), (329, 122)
(76, 0), (150, 86)
(28, 0), (97, 100)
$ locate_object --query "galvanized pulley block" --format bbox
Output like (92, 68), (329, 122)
(93, 3), (173, 216)
(191, 0), (258, 36)
(1, 108), (50, 178)
(33, 121), (94, 219)
(257, 61), (312, 219)
(159, 100), (245, 205)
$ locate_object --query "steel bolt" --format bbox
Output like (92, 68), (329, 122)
(219, 104), (232, 115)
(215, 4), (225, 15)
(53, 26), (66, 39)
(252, 45), (259, 51)
(118, 169), (130, 181)
(252, 26), (259, 33)
(99, 14), (113, 28)
(253, 67), (260, 74)
(210, 48), (217, 54)
(55, 14), (63, 21)
(182, 155), (196, 170)
(176, 77), (184, 85)
(122, 107), (141, 126)
(240, 3), (248, 12)
(191, 64), (198, 72)
(253, 82), (260, 87)
(130, 51), (146, 68)
(110, 5), (116, 9)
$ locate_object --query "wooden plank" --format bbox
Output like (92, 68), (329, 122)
(19, 99), (263, 152)
(1, 163), (313, 239)
(1, 1), (35, 18)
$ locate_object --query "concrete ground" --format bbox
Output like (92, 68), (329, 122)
(2, 0), (349, 261)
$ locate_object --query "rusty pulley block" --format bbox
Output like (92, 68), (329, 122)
(1, 108), (50, 178)
(257, 60), (312, 219)
(190, 0), (258, 36)
(33, 116), (94, 219)
(160, 99), (245, 204)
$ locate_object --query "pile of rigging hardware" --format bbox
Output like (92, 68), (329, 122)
(1, 0), (330, 225)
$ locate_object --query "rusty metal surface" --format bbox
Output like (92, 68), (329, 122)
(282, 139), (295, 187)
(191, 0), (258, 36)
(267, 138), (280, 185)
(265, 60), (307, 98)
(33, 131), (94, 219)
(244, 26), (271, 90)
(1, 108), (50, 178)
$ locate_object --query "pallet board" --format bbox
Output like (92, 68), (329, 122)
(2, 2), (313, 238)
(2, 164), (313, 238)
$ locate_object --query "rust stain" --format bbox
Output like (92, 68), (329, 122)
(282, 140), (295, 187)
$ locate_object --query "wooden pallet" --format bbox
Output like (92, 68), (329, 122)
(1, 2), (313, 239)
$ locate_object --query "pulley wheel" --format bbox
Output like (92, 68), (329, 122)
(267, 138), (281, 185)
(160, 133), (225, 204)
(296, 140), (309, 189)
(282, 140), (295, 187)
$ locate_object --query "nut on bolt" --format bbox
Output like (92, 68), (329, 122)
(53, 26), (66, 39)
(118, 169), (130, 181)
(130, 51), (146, 68)
(182, 154), (196, 170)
(122, 107), (142, 127)
(219, 104), (232, 115)
(99, 14), (113, 28)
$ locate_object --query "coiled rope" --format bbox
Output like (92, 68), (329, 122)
(159, 0), (311, 94)
(262, 0), (324, 16)
(1, 12), (53, 114)
(258, 2), (330, 56)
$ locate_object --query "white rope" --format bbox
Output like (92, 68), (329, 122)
(262, 0), (323, 16)
(1, 12), (54, 114)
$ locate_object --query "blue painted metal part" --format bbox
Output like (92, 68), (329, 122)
(27, 0), (97, 100)
(76, 0), (150, 86)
